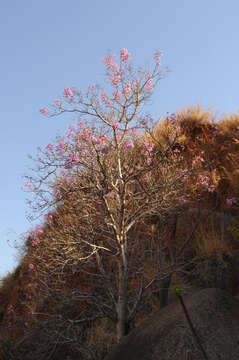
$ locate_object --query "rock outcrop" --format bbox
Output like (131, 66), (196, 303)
(104, 288), (239, 360)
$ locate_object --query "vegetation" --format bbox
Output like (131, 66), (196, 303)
(0, 48), (239, 359)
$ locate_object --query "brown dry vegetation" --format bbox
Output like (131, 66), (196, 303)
(1, 105), (239, 359)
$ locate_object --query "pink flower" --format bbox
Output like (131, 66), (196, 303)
(125, 141), (134, 149)
(70, 153), (80, 163)
(192, 156), (205, 165)
(226, 198), (237, 206)
(155, 58), (161, 66)
(208, 185), (215, 193)
(54, 99), (61, 106)
(46, 143), (54, 151)
(101, 147), (109, 154)
(24, 183), (33, 190)
(113, 90), (121, 101)
(111, 121), (120, 130)
(102, 55), (119, 72)
(67, 130), (74, 139)
(78, 118), (84, 127)
(155, 51), (163, 66)
(123, 83), (131, 95)
(101, 89), (108, 103)
(120, 48), (131, 63)
(143, 139), (154, 154)
(7, 305), (14, 314)
(35, 225), (43, 234)
(64, 88), (74, 98)
(57, 139), (67, 154)
(166, 113), (177, 125)
(140, 119), (148, 126)
(44, 213), (53, 224)
(29, 263), (34, 270)
(64, 160), (73, 169)
(145, 73), (153, 92)
(40, 108), (48, 116)
(110, 74), (121, 86)
(31, 239), (39, 247)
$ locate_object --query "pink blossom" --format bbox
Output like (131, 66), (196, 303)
(54, 99), (61, 106)
(101, 89), (108, 103)
(64, 160), (73, 169)
(24, 183), (33, 190)
(113, 90), (121, 101)
(142, 139), (155, 154)
(208, 185), (215, 193)
(102, 55), (119, 72)
(192, 156), (205, 165)
(40, 108), (48, 116)
(70, 153), (80, 163)
(94, 137), (103, 145)
(145, 73), (153, 92)
(35, 225), (43, 234)
(101, 147), (109, 154)
(110, 74), (121, 86)
(7, 305), (14, 314)
(78, 118), (84, 127)
(197, 175), (209, 186)
(155, 58), (161, 66)
(53, 188), (61, 196)
(111, 121), (120, 130)
(29, 263), (34, 270)
(120, 48), (131, 63)
(67, 125), (76, 139)
(166, 113), (177, 125)
(154, 51), (163, 66)
(44, 213), (53, 224)
(125, 141), (134, 149)
(140, 119), (148, 126)
(56, 139), (67, 155)
(123, 83), (131, 95)
(64, 88), (74, 98)
(31, 239), (39, 247)
(46, 143), (54, 151)
(226, 198), (237, 206)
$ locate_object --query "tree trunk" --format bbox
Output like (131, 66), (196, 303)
(159, 272), (172, 309)
(116, 243), (128, 342)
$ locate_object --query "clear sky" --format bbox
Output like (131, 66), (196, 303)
(0, 0), (238, 279)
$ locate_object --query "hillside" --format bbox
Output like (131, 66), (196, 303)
(0, 105), (239, 359)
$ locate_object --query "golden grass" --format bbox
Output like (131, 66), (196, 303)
(194, 216), (234, 262)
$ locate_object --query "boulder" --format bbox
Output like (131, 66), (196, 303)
(104, 288), (239, 360)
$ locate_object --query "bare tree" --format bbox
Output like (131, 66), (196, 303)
(22, 49), (215, 342)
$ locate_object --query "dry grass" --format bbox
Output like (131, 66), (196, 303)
(194, 216), (234, 262)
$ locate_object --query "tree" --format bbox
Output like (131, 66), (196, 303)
(22, 49), (215, 342)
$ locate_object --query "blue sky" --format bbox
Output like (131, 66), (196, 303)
(0, 0), (238, 279)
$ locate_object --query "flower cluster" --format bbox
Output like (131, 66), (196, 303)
(226, 197), (237, 206)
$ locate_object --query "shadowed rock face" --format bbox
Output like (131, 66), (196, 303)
(104, 288), (239, 360)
